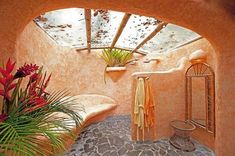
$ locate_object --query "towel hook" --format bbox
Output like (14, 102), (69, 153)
(136, 74), (152, 80)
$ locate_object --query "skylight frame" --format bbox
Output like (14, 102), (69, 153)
(34, 8), (201, 55)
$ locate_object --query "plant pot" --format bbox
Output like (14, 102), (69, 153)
(106, 66), (126, 72)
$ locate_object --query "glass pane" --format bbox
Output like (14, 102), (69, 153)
(91, 10), (124, 48)
(115, 14), (159, 50)
(191, 77), (206, 127)
(34, 8), (87, 48)
(140, 24), (200, 53)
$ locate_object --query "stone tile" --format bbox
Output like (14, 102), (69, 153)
(125, 143), (134, 150)
(97, 143), (110, 154)
(140, 150), (154, 156)
(64, 116), (215, 156)
(126, 150), (142, 156)
(118, 146), (128, 155)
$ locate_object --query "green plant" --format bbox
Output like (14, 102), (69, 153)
(100, 48), (133, 67)
(0, 59), (83, 156)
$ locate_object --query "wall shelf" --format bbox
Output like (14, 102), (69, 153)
(106, 66), (126, 72)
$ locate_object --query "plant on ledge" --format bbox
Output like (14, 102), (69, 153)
(100, 48), (133, 68)
(0, 59), (83, 156)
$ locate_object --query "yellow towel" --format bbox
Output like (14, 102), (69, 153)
(134, 77), (145, 140)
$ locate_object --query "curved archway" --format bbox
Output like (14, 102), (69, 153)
(1, 0), (234, 52)
(0, 1), (235, 156)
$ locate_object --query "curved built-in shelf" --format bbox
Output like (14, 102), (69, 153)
(40, 94), (118, 155)
(132, 57), (187, 78)
(106, 66), (127, 72)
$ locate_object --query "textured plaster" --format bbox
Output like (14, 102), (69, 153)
(16, 21), (216, 150)
(0, 1), (235, 155)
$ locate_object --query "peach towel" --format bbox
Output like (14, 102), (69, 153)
(144, 79), (155, 130)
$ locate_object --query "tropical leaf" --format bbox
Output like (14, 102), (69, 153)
(0, 90), (83, 156)
(100, 48), (133, 67)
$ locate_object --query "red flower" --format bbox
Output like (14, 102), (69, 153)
(0, 114), (8, 122)
(28, 73), (51, 97)
(44, 74), (51, 89)
(14, 63), (39, 79)
(0, 59), (17, 101)
(0, 59), (15, 77)
(40, 74), (51, 94)
(29, 73), (39, 83)
(24, 96), (48, 112)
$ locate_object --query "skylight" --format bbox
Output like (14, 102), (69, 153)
(91, 10), (125, 48)
(115, 15), (159, 50)
(35, 8), (87, 48)
(139, 24), (200, 53)
(34, 8), (200, 54)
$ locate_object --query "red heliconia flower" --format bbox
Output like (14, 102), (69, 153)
(14, 63), (39, 79)
(29, 73), (39, 83)
(0, 114), (8, 122)
(44, 74), (51, 89)
(28, 73), (42, 96)
(0, 59), (17, 101)
(41, 74), (51, 94)
(28, 73), (51, 97)
(0, 59), (15, 77)
(25, 96), (48, 112)
(0, 80), (17, 100)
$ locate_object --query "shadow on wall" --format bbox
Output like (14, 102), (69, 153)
(215, 0), (235, 15)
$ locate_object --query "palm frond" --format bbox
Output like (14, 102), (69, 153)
(0, 90), (84, 155)
(100, 48), (133, 67)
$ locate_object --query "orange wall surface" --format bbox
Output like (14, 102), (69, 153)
(0, 1), (235, 155)
(16, 22), (215, 115)
(16, 21), (216, 149)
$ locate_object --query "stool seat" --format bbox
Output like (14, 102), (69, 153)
(169, 120), (196, 152)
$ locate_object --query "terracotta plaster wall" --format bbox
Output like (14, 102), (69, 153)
(16, 21), (215, 114)
(15, 21), (144, 115)
(16, 21), (217, 149)
(152, 39), (216, 150)
(0, 1), (235, 156)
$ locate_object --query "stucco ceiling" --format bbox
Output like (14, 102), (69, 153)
(34, 8), (200, 54)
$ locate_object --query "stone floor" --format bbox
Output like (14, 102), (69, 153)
(64, 116), (215, 156)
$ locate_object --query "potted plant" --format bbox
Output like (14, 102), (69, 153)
(100, 48), (133, 72)
(0, 59), (83, 156)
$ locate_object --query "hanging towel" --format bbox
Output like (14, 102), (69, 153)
(134, 77), (145, 140)
(144, 79), (155, 130)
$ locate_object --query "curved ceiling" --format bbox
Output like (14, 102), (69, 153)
(34, 8), (200, 54)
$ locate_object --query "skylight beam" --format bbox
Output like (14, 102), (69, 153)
(110, 13), (131, 49)
(172, 36), (202, 50)
(76, 47), (147, 55)
(85, 9), (91, 52)
(131, 22), (168, 53)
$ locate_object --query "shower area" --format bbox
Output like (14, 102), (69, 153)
(15, 7), (217, 155)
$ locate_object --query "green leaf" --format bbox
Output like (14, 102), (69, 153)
(0, 90), (83, 155)
(100, 48), (133, 67)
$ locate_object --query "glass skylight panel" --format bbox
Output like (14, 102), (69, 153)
(115, 15), (159, 50)
(34, 8), (201, 54)
(91, 10), (124, 48)
(139, 24), (200, 53)
(34, 8), (87, 48)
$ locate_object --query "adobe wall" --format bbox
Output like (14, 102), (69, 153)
(16, 21), (216, 149)
(16, 21), (215, 115)
(0, 1), (234, 155)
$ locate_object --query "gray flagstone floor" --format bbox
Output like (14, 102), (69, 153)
(64, 115), (215, 156)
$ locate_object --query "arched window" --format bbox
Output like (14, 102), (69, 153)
(185, 63), (215, 135)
